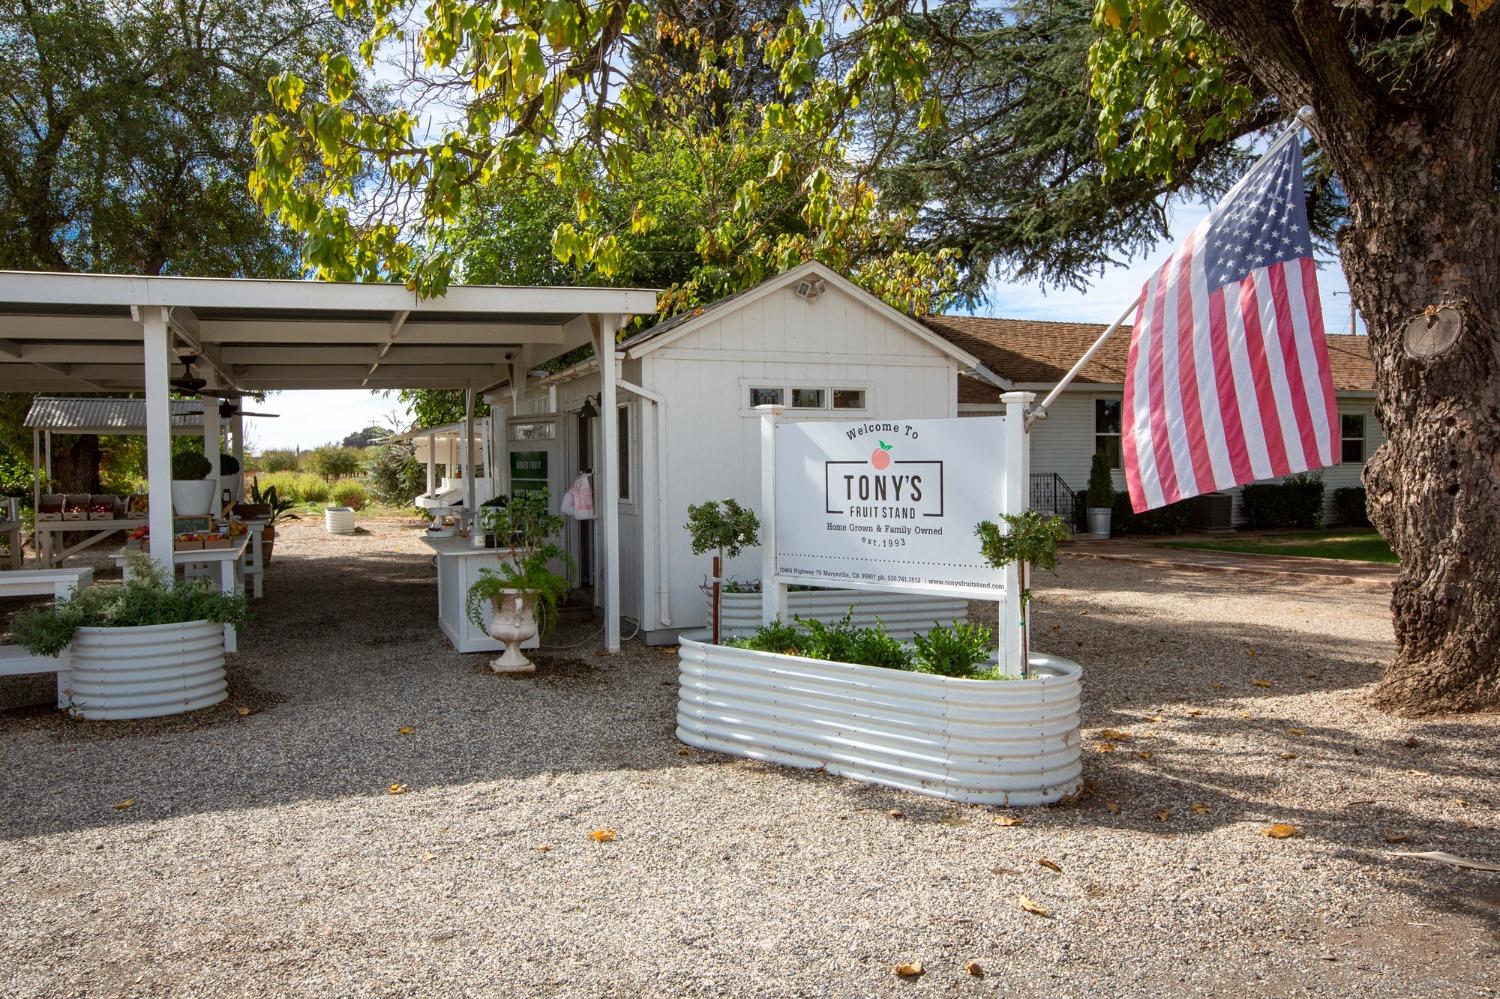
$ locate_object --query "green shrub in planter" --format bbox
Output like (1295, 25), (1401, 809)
(1241, 472), (1325, 529)
(1085, 450), (1115, 509)
(1333, 486), (1371, 527)
(171, 451), (212, 480)
(1110, 494), (1196, 535)
(912, 621), (995, 677)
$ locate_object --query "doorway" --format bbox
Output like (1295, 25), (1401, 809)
(574, 409), (595, 596)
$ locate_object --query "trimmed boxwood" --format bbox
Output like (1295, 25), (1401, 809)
(1333, 486), (1371, 527)
(1240, 473), (1325, 529)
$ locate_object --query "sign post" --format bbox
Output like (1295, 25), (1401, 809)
(759, 405), (788, 626)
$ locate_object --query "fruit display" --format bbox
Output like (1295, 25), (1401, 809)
(175, 531), (205, 551)
(203, 532), (233, 550)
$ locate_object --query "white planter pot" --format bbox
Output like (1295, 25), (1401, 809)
(486, 590), (538, 673)
(66, 620), (227, 720)
(710, 590), (969, 640)
(1088, 507), (1112, 539)
(170, 479), (216, 517)
(324, 506), (356, 534)
(677, 636), (1083, 806)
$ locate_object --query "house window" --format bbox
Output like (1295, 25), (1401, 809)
(790, 387), (826, 409)
(832, 389), (866, 410)
(749, 387), (784, 407)
(508, 420), (556, 441)
(1094, 399), (1122, 469)
(1341, 413), (1365, 463)
(617, 405), (632, 501)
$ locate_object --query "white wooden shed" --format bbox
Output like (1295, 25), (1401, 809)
(484, 261), (999, 646)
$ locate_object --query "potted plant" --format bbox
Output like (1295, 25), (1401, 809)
(465, 489), (573, 674)
(1085, 449), (1115, 539)
(975, 509), (1071, 677)
(220, 453), (242, 503)
(171, 451), (216, 517)
(245, 478), (300, 564)
(685, 498), (761, 644)
(11, 552), (249, 720)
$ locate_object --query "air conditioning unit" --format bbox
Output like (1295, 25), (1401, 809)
(1194, 492), (1235, 533)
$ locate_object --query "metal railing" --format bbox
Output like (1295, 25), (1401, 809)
(1031, 472), (1085, 531)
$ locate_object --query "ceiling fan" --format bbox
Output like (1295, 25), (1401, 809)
(171, 354), (262, 402)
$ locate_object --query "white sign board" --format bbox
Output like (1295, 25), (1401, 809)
(774, 417), (1006, 597)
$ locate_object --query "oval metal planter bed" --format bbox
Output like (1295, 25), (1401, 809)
(710, 590), (969, 640)
(67, 620), (228, 720)
(677, 635), (1083, 806)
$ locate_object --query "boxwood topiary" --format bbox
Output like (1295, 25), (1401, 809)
(171, 451), (213, 480)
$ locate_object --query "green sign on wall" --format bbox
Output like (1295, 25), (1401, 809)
(510, 450), (548, 479)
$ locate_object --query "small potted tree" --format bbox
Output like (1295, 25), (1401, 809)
(975, 509), (1070, 678)
(170, 451), (216, 517)
(685, 498), (761, 645)
(465, 490), (574, 674)
(1085, 449), (1115, 539)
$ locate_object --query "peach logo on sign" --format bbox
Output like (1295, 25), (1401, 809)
(870, 440), (894, 470)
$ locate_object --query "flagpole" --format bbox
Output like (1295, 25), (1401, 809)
(1026, 297), (1137, 428)
(1026, 107), (1315, 430)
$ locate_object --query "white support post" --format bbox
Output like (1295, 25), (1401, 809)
(999, 391), (1034, 675)
(231, 411), (245, 501)
(463, 388), (476, 517)
(43, 431), (51, 488)
(142, 308), (176, 574)
(202, 374), (221, 518)
(593, 315), (622, 652)
(758, 404), (787, 626)
(425, 432), (436, 495)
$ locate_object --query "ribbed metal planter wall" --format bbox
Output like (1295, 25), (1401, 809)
(67, 620), (227, 720)
(677, 636), (1083, 806)
(712, 590), (970, 640)
(324, 506), (356, 534)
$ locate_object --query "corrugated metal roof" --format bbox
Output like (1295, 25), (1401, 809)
(23, 396), (205, 434)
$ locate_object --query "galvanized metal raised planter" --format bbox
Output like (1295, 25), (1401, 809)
(67, 620), (228, 720)
(676, 636), (1083, 806)
(710, 589), (969, 640)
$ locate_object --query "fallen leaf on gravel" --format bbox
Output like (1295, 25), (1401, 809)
(1404, 736), (1422, 748)
(1191, 802), (1210, 815)
(1186, 709), (1203, 716)
(1390, 851), (1500, 872)
(1383, 833), (1410, 844)
(236, 706), (253, 717)
(1285, 727), (1307, 736)
(1106, 800), (1120, 814)
(893, 962), (924, 977)
(964, 960), (984, 977)
(112, 799), (134, 810)
(888, 809), (904, 819)
(397, 726), (414, 735)
(1135, 751), (1154, 761)
(1017, 895), (1051, 918)
(1251, 679), (1272, 688)
(676, 747), (692, 756)
(588, 828), (617, 843)
(1247, 648), (1258, 658)
(420, 851), (437, 862)
(535, 843), (553, 852)
(1156, 809), (1171, 822)
(993, 816), (1024, 827)
(991, 866), (1018, 876)
(1038, 858), (1062, 873)
(1210, 682), (1225, 689)
(1097, 729), (1132, 742)
(1239, 711), (1253, 719)
(1262, 823), (1300, 839)
(1279, 752), (1298, 760)
(1096, 742), (1121, 754)
(387, 783), (408, 795)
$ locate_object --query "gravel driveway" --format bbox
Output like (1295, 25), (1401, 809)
(0, 519), (1494, 998)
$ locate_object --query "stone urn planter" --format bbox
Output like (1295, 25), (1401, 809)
(67, 619), (228, 720)
(676, 635), (1083, 806)
(485, 591), (539, 674)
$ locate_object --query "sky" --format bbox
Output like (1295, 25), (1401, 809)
(253, 201), (1360, 451)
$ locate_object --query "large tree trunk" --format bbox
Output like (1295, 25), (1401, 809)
(48, 434), (103, 495)
(1339, 116), (1500, 715)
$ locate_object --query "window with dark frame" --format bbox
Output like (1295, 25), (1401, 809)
(790, 387), (826, 408)
(1094, 399), (1123, 469)
(1341, 413), (1365, 464)
(832, 389), (865, 409)
(617, 405), (631, 500)
(748, 387), (784, 407)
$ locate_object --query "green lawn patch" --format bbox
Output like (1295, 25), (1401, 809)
(1153, 530), (1397, 564)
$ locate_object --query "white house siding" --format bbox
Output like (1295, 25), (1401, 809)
(962, 390), (1384, 526)
(644, 282), (961, 642)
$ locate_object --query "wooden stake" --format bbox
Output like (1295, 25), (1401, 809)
(711, 553), (722, 645)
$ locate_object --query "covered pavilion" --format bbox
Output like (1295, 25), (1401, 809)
(0, 271), (658, 651)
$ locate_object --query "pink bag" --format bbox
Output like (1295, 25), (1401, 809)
(561, 473), (595, 520)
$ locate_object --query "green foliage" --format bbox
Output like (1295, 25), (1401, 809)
(467, 489), (575, 638)
(220, 454), (241, 476)
(330, 479), (369, 511)
(912, 621), (995, 678)
(340, 425), (387, 448)
(295, 474), (330, 504)
(1333, 487), (1372, 528)
(12, 553), (250, 658)
(247, 478), (301, 528)
(1110, 493), (1195, 535)
(1240, 473), (1325, 530)
(976, 510), (1070, 579)
(171, 451), (213, 480)
(685, 498), (761, 559)
(1086, 450), (1115, 509)
(308, 445), (361, 481)
(364, 440), (424, 508)
(256, 449), (301, 473)
(390, 391), (491, 432)
(0, 450), (34, 497)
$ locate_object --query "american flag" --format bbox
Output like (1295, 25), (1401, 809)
(1123, 129), (1338, 513)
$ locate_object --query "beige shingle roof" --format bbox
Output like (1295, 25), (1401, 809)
(920, 315), (1376, 404)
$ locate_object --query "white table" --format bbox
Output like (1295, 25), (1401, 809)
(35, 517), (146, 568)
(113, 536), (249, 652)
(420, 535), (540, 654)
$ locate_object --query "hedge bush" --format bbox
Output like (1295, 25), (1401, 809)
(330, 479), (369, 511)
(1240, 472), (1325, 529)
(1333, 486), (1371, 527)
(1109, 493), (1196, 535)
(294, 473), (330, 504)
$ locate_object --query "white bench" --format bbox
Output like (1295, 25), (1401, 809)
(0, 568), (94, 708)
